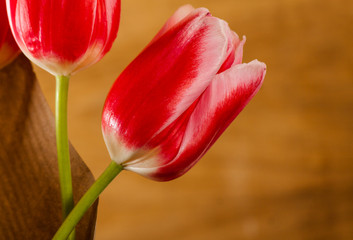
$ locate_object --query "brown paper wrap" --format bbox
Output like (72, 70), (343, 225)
(0, 55), (98, 240)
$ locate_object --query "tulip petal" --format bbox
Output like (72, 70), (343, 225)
(8, 0), (97, 59)
(6, 0), (120, 76)
(71, 0), (121, 74)
(151, 4), (195, 43)
(0, 0), (9, 43)
(124, 60), (266, 181)
(233, 36), (246, 66)
(182, 60), (266, 152)
(0, 0), (19, 69)
(103, 10), (232, 159)
(217, 28), (242, 73)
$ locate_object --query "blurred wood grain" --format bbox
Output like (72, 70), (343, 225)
(33, 0), (353, 239)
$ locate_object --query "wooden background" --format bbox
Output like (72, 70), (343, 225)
(33, 0), (353, 239)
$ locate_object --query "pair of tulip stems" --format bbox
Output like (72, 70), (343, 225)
(54, 75), (118, 239)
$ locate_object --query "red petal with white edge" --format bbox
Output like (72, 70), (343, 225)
(71, 0), (121, 74)
(7, 0), (97, 61)
(218, 27), (241, 73)
(233, 36), (246, 66)
(6, 0), (120, 75)
(102, 11), (231, 160)
(125, 60), (266, 181)
(151, 5), (195, 43)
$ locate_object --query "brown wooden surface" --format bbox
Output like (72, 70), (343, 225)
(0, 55), (97, 240)
(32, 0), (353, 239)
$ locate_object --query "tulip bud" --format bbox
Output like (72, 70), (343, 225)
(6, 0), (120, 76)
(0, 0), (19, 69)
(102, 5), (267, 181)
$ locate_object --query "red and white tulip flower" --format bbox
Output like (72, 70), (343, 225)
(6, 0), (120, 76)
(0, 0), (19, 69)
(102, 5), (267, 181)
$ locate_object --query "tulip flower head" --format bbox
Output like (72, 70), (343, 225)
(6, 0), (120, 76)
(102, 5), (267, 181)
(0, 0), (19, 69)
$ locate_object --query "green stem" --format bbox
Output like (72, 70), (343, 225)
(55, 75), (75, 239)
(53, 161), (123, 240)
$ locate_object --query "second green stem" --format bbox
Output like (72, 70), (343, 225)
(55, 75), (75, 239)
(53, 161), (123, 240)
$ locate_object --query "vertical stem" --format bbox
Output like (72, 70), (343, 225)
(53, 161), (123, 240)
(55, 75), (75, 239)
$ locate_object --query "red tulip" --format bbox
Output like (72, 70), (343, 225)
(102, 5), (266, 181)
(6, 0), (120, 76)
(0, 0), (19, 69)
